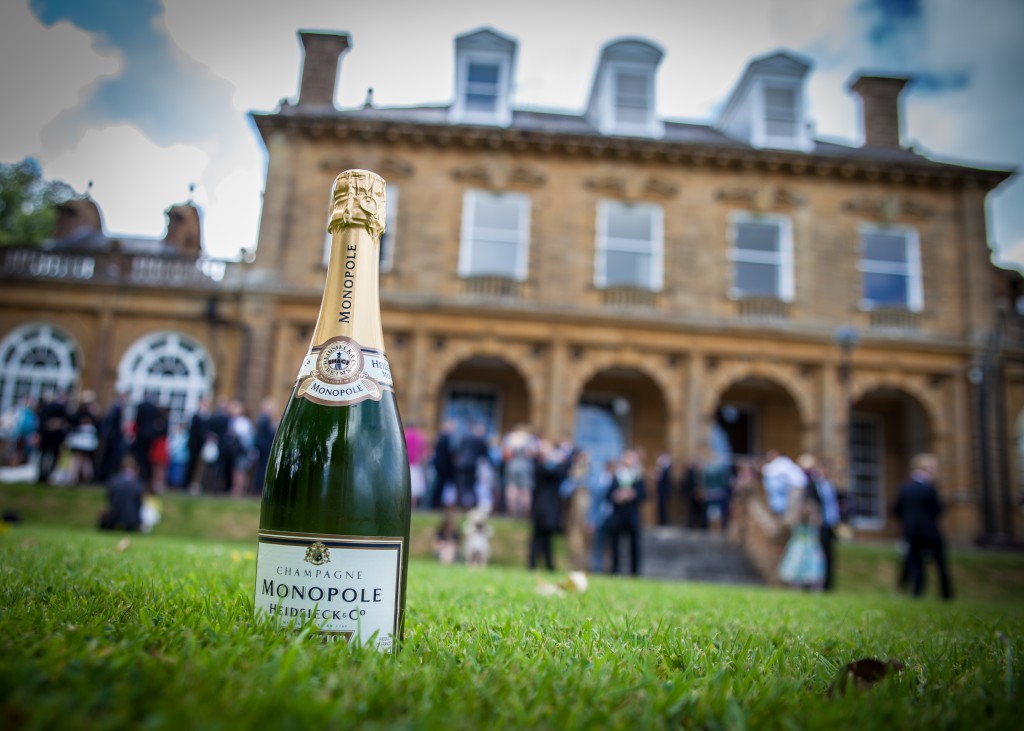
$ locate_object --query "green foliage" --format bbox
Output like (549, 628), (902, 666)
(0, 524), (1022, 730)
(0, 158), (77, 246)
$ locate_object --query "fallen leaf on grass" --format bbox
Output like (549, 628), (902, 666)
(115, 538), (131, 552)
(827, 657), (906, 698)
(535, 571), (589, 597)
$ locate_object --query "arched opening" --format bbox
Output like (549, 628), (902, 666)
(116, 331), (214, 430)
(576, 366), (668, 522)
(0, 322), (81, 414)
(437, 355), (531, 438)
(713, 377), (802, 465)
(849, 387), (931, 531)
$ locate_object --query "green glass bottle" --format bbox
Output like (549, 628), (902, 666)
(253, 169), (410, 652)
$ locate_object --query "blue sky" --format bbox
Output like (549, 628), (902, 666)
(1, 0), (1022, 268)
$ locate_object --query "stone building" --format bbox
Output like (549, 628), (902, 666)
(1, 27), (1021, 544)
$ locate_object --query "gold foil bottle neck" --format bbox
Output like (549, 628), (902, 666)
(328, 169), (386, 240)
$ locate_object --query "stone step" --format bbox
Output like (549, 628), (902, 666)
(637, 526), (765, 585)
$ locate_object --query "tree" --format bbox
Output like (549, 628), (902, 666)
(0, 159), (77, 246)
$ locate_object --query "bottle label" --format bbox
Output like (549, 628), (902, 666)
(254, 530), (403, 652)
(295, 336), (393, 406)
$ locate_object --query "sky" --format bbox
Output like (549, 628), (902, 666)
(1, 0), (1022, 269)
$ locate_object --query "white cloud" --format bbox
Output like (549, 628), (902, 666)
(2, 0), (1020, 264)
(0, 2), (120, 161)
(42, 124), (209, 239)
(200, 162), (265, 259)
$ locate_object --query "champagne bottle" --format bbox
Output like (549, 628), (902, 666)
(253, 169), (410, 652)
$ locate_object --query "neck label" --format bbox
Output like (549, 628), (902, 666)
(295, 336), (393, 406)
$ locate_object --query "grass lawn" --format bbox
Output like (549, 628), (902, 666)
(1, 485), (1024, 729)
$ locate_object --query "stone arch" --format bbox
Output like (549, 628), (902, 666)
(0, 322), (81, 413)
(116, 331), (214, 429)
(575, 361), (671, 524)
(566, 348), (681, 414)
(430, 341), (537, 436)
(847, 383), (934, 532)
(701, 360), (813, 427)
(849, 371), (943, 432)
(425, 338), (544, 428)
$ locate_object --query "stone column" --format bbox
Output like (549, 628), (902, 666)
(684, 350), (704, 458)
(408, 329), (430, 428)
(545, 339), (568, 439)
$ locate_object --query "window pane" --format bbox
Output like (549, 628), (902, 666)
(607, 208), (653, 242)
(615, 71), (648, 124)
(864, 272), (908, 306)
(765, 118), (798, 137)
(735, 261), (778, 296)
(735, 221), (780, 253)
(862, 232), (908, 264)
(764, 86), (796, 117)
(468, 63), (499, 85)
(464, 193), (526, 279)
(616, 71), (648, 107)
(605, 250), (650, 287)
(476, 196), (520, 231)
(472, 240), (519, 277)
(465, 93), (496, 112)
(466, 62), (499, 112)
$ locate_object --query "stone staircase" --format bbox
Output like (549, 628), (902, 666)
(637, 526), (765, 585)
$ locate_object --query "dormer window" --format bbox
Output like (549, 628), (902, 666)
(614, 68), (652, 127)
(465, 62), (500, 114)
(763, 84), (798, 139)
(586, 39), (664, 138)
(451, 28), (517, 127)
(717, 51), (812, 152)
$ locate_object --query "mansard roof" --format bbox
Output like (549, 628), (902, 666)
(256, 98), (1012, 189)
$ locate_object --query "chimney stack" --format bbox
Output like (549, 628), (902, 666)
(848, 74), (911, 149)
(297, 31), (351, 108)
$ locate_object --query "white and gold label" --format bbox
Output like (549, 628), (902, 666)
(295, 336), (393, 406)
(254, 530), (403, 652)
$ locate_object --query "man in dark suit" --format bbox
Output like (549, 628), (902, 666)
(131, 396), (159, 488)
(185, 396), (212, 492)
(454, 421), (489, 509)
(606, 448), (647, 576)
(37, 390), (70, 484)
(430, 420), (457, 509)
(893, 453), (953, 600)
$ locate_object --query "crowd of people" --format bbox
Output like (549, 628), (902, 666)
(0, 390), (280, 500)
(7, 393), (952, 597)
(419, 421), (650, 577)
(418, 420), (952, 598)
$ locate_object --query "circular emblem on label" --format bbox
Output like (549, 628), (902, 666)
(316, 338), (363, 384)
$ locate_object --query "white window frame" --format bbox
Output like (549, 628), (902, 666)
(598, 61), (661, 138)
(594, 200), (664, 290)
(858, 224), (923, 312)
(753, 77), (810, 151)
(116, 331), (214, 431)
(728, 212), (794, 301)
(849, 413), (886, 530)
(0, 323), (80, 415)
(458, 190), (531, 281)
(452, 51), (512, 127)
(380, 185), (398, 273)
(321, 185), (398, 272)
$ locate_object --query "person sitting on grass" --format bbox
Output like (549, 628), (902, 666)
(99, 454), (143, 532)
